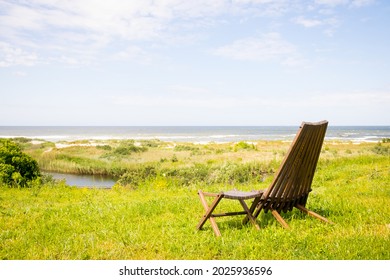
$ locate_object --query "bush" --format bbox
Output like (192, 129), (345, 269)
(109, 141), (147, 156)
(0, 139), (40, 187)
(96, 145), (112, 151)
(174, 145), (200, 152)
(372, 143), (389, 156)
(116, 161), (269, 189)
(234, 141), (256, 151)
(117, 165), (157, 188)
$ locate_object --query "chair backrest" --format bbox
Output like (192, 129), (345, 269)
(261, 121), (328, 213)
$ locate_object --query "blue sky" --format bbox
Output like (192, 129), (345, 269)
(0, 0), (389, 126)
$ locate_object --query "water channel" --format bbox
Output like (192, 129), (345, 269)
(45, 172), (116, 188)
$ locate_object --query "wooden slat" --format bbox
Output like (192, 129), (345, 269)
(276, 122), (326, 212)
(280, 125), (312, 209)
(305, 124), (327, 193)
(269, 122), (311, 210)
(285, 124), (321, 209)
(253, 121), (328, 219)
(289, 124), (326, 210)
(212, 211), (247, 217)
(260, 123), (305, 201)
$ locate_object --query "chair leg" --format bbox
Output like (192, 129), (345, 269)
(242, 196), (261, 225)
(296, 204), (334, 224)
(271, 209), (290, 229)
(239, 199), (260, 230)
(197, 191), (223, 237)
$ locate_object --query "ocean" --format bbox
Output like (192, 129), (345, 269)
(1, 125), (389, 143)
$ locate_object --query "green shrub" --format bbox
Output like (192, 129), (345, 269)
(96, 145), (112, 151)
(174, 145), (200, 152)
(0, 139), (40, 187)
(234, 141), (256, 151)
(111, 141), (147, 156)
(11, 137), (31, 143)
(372, 143), (389, 155)
(117, 165), (157, 188)
(171, 154), (178, 163)
(116, 161), (269, 189)
(140, 140), (161, 147)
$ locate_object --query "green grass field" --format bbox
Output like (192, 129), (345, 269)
(0, 139), (389, 259)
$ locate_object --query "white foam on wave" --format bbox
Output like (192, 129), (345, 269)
(1, 126), (389, 144)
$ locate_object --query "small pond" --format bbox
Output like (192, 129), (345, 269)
(45, 172), (116, 188)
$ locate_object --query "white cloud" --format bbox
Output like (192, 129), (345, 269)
(294, 17), (323, 27)
(0, 42), (37, 67)
(293, 16), (339, 37)
(112, 46), (156, 65)
(350, 0), (375, 7)
(0, 0), (378, 67)
(0, 0), (234, 66)
(315, 0), (374, 7)
(213, 33), (305, 66)
(0, 1), (229, 43)
(315, 0), (349, 6)
(215, 33), (294, 60)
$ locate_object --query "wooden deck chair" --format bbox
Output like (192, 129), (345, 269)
(196, 120), (333, 236)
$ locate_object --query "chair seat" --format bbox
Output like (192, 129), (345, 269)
(222, 190), (264, 200)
